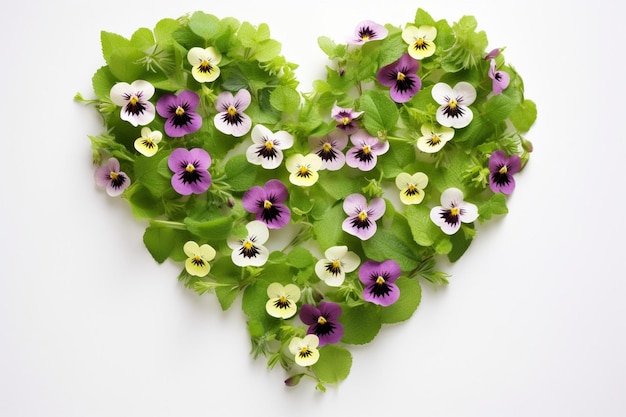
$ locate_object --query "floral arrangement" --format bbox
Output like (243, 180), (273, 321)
(76, 8), (536, 390)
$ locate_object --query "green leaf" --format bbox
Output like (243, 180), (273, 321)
(211, 258), (241, 310)
(91, 66), (117, 99)
(312, 203), (345, 250)
(184, 216), (234, 241)
(509, 99), (537, 132)
(312, 345), (352, 384)
(447, 223), (475, 263)
(483, 93), (516, 123)
(269, 85), (301, 113)
(100, 31), (131, 63)
(188, 11), (220, 40)
(286, 246), (315, 269)
(362, 226), (420, 271)
(130, 27), (154, 50)
(380, 277), (422, 323)
(340, 304), (381, 345)
(253, 39), (282, 62)
(108, 47), (147, 82)
(405, 204), (439, 247)
(223, 154), (257, 192)
(133, 153), (171, 197)
(358, 90), (399, 135)
(127, 185), (165, 219)
(143, 226), (176, 263)
(237, 21), (257, 48)
(478, 192), (509, 220)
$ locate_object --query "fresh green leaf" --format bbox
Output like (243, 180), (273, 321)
(312, 345), (352, 384)
(380, 277), (422, 323)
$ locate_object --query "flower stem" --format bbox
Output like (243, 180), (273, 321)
(149, 219), (187, 230)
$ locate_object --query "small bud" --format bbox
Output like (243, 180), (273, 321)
(284, 374), (303, 387)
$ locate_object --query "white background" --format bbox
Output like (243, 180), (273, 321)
(1, 0), (624, 416)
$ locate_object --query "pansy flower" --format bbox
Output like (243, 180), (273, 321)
(167, 148), (212, 195)
(346, 130), (389, 171)
(183, 241), (216, 277)
(489, 59), (511, 95)
(331, 104), (363, 135)
(358, 260), (401, 307)
(299, 302), (344, 346)
(416, 123), (455, 153)
(242, 179), (291, 229)
(402, 25), (437, 60)
(488, 150), (521, 195)
(265, 282), (301, 319)
(109, 80), (156, 127)
(288, 335), (320, 367)
(245, 124), (293, 169)
(308, 130), (348, 171)
(376, 53), (421, 103)
(349, 20), (388, 44)
(314, 245), (360, 287)
(227, 220), (269, 267)
(134, 127), (163, 157)
(214, 89), (252, 137)
(94, 157), (130, 197)
(286, 153), (322, 187)
(484, 47), (503, 60)
(342, 193), (386, 240)
(156, 90), (202, 137)
(430, 187), (478, 235)
(395, 172), (429, 205)
(187, 46), (222, 83)
(431, 82), (477, 129)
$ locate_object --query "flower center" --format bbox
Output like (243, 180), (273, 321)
(405, 184), (419, 196)
(414, 38), (429, 51)
(430, 134), (441, 145)
(273, 295), (291, 310)
(450, 207), (460, 216)
(499, 166), (508, 174)
(185, 163), (196, 173)
(448, 99), (458, 109)
(358, 210), (368, 221)
(199, 59), (214, 73)
(397, 72), (406, 81)
(325, 259), (343, 276)
(297, 166), (312, 178)
(342, 116), (350, 126)
(376, 275), (386, 285)
(175, 106), (185, 116)
(227, 105), (237, 116)
(129, 95), (139, 105)
(265, 140), (274, 150)
(109, 171), (119, 180)
(263, 200), (273, 209)
(362, 145), (371, 154)
(317, 316), (327, 325)
(299, 347), (313, 358)
(192, 255), (205, 267)
(323, 142), (332, 152)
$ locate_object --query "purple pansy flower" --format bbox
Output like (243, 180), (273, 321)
(167, 148), (212, 195)
(345, 130), (389, 171)
(214, 89), (252, 137)
(488, 150), (521, 195)
(488, 59), (510, 95)
(484, 47), (503, 60)
(376, 53), (422, 103)
(358, 260), (401, 307)
(308, 130), (348, 171)
(331, 104), (363, 135)
(342, 193), (385, 240)
(94, 157), (130, 197)
(156, 90), (202, 137)
(109, 80), (156, 127)
(349, 20), (388, 44)
(299, 302), (344, 347)
(242, 179), (291, 229)
(430, 187), (478, 235)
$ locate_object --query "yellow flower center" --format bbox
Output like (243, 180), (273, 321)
(265, 140), (274, 150)
(243, 240), (254, 250)
(332, 260), (341, 270)
(298, 166), (310, 176)
(264, 200), (273, 209)
(416, 38), (425, 47)
(397, 72), (406, 81)
(185, 163), (195, 173)
(176, 106), (185, 116)
(450, 207), (460, 216)
(129, 95), (139, 105)
(358, 210), (368, 221)
(499, 166), (508, 174)
(318, 316), (327, 325)
(109, 171), (119, 180)
(227, 105), (237, 116)
(323, 142), (332, 152)
(362, 145), (371, 154)
(342, 116), (350, 126)
(376, 275), (386, 285)
(448, 99), (458, 109)
(431, 134), (441, 144)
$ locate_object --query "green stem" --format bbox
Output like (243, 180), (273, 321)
(149, 219), (187, 230)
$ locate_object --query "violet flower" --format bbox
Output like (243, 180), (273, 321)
(214, 89), (252, 137)
(489, 59), (511, 95)
(488, 150), (521, 195)
(358, 260), (401, 307)
(430, 187), (478, 235)
(109, 80), (156, 127)
(156, 90), (202, 137)
(342, 193), (385, 240)
(94, 157), (130, 197)
(167, 148), (212, 195)
(299, 302), (344, 346)
(345, 130), (389, 171)
(308, 130), (348, 171)
(331, 104), (363, 135)
(376, 53), (422, 103)
(242, 179), (291, 229)
(350, 20), (388, 44)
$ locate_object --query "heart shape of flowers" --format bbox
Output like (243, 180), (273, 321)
(77, 8), (536, 390)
